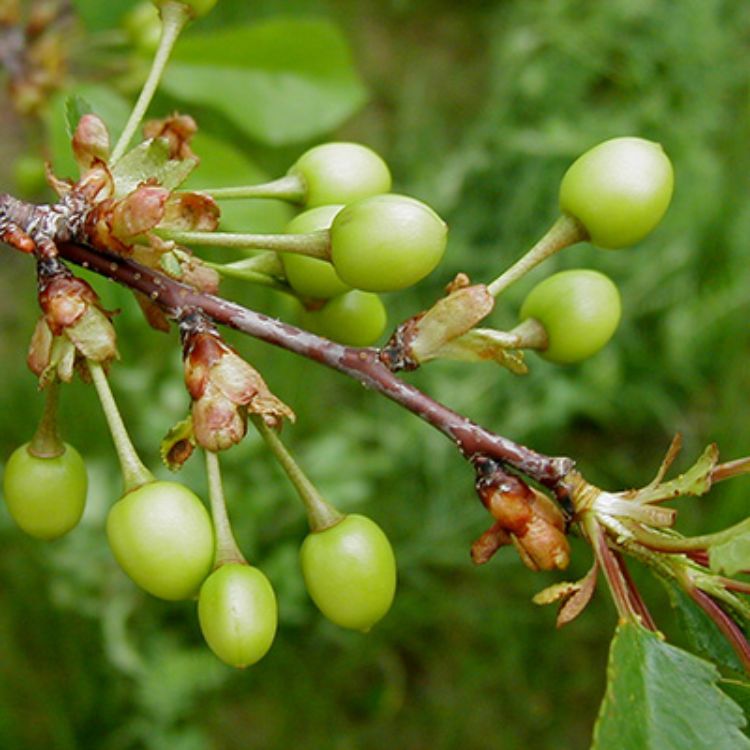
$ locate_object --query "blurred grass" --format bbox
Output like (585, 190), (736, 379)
(1, 0), (750, 748)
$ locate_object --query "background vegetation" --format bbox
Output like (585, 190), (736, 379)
(1, 0), (749, 747)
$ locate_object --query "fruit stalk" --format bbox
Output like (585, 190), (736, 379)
(28, 379), (64, 458)
(251, 415), (343, 531)
(87, 360), (155, 492)
(110, 1), (191, 163)
(157, 228), (332, 259)
(486, 214), (586, 298)
(204, 450), (247, 566)
(186, 175), (306, 202)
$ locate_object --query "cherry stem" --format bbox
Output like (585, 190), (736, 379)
(157, 228), (331, 260)
(110, 0), (191, 164)
(204, 252), (291, 292)
(204, 450), (247, 567)
(28, 379), (65, 458)
(486, 214), (587, 298)
(207, 263), (291, 293)
(87, 361), (154, 493)
(507, 317), (549, 351)
(187, 174), (306, 203)
(250, 415), (343, 532)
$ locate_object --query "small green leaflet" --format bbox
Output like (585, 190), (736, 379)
(592, 622), (749, 750)
(110, 140), (198, 199)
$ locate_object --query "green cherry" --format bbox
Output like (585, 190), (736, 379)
(559, 136), (674, 249)
(198, 563), (278, 668)
(288, 143), (392, 208)
(124, 3), (162, 54)
(302, 290), (387, 347)
(300, 514), (397, 632)
(519, 269), (622, 364)
(282, 205), (351, 299)
(330, 194), (448, 292)
(3, 443), (87, 540)
(106, 480), (214, 601)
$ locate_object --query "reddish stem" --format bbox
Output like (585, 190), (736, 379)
(586, 516), (644, 624)
(56, 241), (573, 488)
(712, 457), (750, 484)
(684, 550), (709, 567)
(721, 578), (750, 596)
(612, 549), (657, 631)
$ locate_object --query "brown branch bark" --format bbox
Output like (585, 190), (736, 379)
(52, 240), (574, 489)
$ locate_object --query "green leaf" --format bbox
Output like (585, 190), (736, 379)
(110, 140), (198, 198)
(710, 519), (750, 577)
(71, 0), (131, 31)
(662, 580), (744, 673)
(592, 622), (750, 750)
(721, 681), (750, 737)
(162, 19), (367, 145)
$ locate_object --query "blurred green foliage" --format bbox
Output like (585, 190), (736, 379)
(1, 0), (750, 747)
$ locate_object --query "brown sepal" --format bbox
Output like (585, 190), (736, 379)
(178, 253), (220, 294)
(471, 520), (512, 565)
(183, 326), (295, 451)
(556, 562), (598, 627)
(143, 113), (198, 161)
(532, 561), (599, 627)
(134, 291), (172, 333)
(72, 113), (110, 171)
(39, 273), (99, 334)
(161, 192), (220, 232)
(44, 162), (73, 197)
(111, 185), (169, 241)
(473, 458), (570, 571)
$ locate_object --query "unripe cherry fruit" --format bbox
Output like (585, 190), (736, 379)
(124, 3), (162, 54)
(106, 480), (214, 601)
(282, 205), (351, 299)
(330, 194), (448, 292)
(519, 269), (621, 364)
(152, 0), (218, 18)
(300, 514), (397, 632)
(198, 563), (278, 668)
(559, 136), (674, 249)
(288, 143), (392, 208)
(302, 290), (387, 347)
(3, 443), (87, 540)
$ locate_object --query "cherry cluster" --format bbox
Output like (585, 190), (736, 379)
(5, 0), (711, 672)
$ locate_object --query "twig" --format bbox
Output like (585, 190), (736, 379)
(54, 240), (574, 489)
